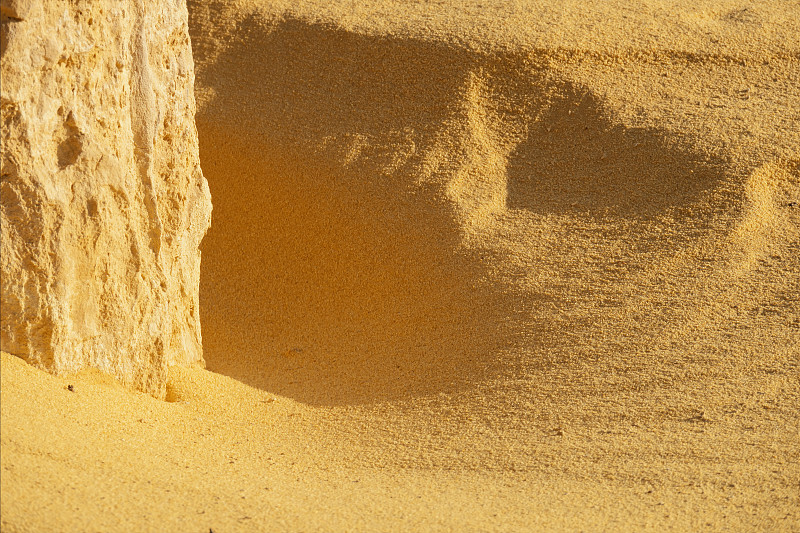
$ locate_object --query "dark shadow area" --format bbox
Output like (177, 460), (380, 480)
(196, 125), (522, 405)
(188, 13), (732, 406)
(191, 17), (528, 406)
(506, 84), (728, 217)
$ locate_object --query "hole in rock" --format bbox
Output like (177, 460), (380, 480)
(56, 114), (83, 168)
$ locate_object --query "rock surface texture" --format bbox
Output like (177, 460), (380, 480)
(0, 0), (211, 397)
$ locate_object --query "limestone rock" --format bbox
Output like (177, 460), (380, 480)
(1, 0), (212, 397)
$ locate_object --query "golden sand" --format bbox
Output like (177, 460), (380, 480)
(2, 0), (799, 531)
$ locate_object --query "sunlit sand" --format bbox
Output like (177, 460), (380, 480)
(2, 1), (798, 531)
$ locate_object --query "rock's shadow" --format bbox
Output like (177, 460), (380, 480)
(190, 15), (729, 406)
(506, 84), (726, 216)
(193, 17), (523, 405)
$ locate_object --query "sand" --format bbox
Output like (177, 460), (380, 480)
(2, 0), (799, 531)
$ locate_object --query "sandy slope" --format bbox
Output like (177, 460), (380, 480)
(3, 350), (797, 532)
(2, 0), (800, 531)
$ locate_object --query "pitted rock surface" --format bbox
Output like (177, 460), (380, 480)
(1, 0), (211, 397)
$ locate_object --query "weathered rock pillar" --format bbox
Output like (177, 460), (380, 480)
(1, 0), (212, 397)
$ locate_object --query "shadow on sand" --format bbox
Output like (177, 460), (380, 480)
(190, 16), (729, 405)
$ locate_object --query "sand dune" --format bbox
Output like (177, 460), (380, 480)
(2, 0), (799, 531)
(194, 12), (798, 406)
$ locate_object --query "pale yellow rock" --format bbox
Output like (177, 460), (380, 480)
(0, 0), (211, 397)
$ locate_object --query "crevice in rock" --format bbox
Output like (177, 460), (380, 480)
(56, 111), (83, 168)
